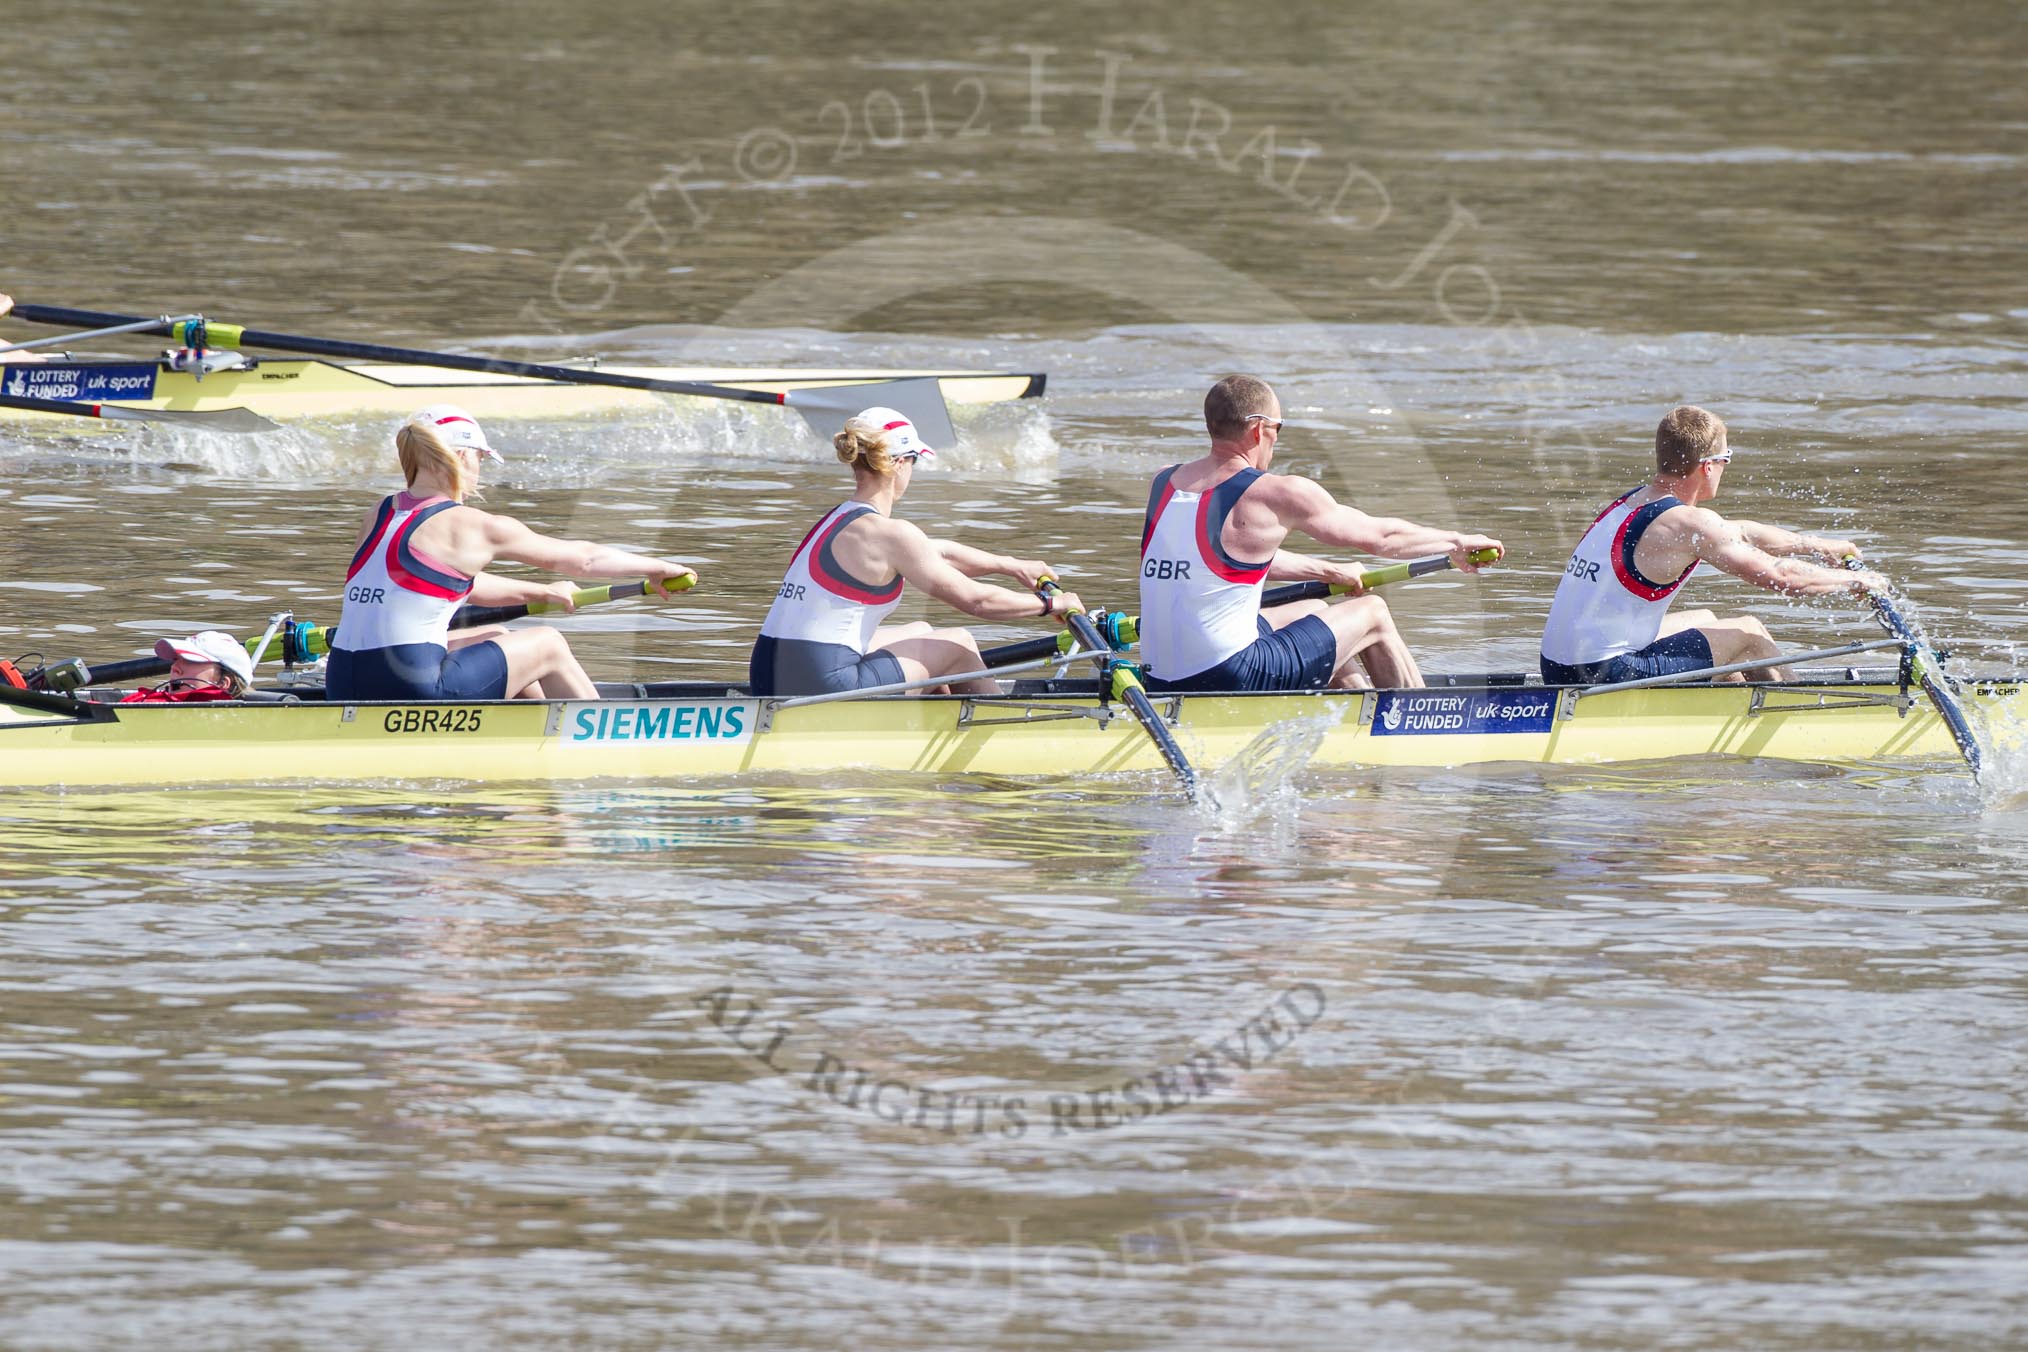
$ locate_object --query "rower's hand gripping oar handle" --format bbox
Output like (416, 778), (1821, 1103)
(1261, 546), (1503, 606)
(1038, 577), (1198, 794)
(452, 572), (697, 628)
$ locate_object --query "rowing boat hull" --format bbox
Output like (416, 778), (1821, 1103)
(0, 359), (1046, 424)
(1, 680), (2015, 789)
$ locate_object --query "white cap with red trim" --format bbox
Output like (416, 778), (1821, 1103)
(410, 403), (505, 462)
(858, 406), (936, 463)
(154, 630), (254, 686)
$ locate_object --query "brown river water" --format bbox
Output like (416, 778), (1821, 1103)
(3, 2), (2028, 1348)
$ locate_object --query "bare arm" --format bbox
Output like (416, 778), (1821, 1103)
(885, 521), (1081, 621)
(1266, 477), (1503, 572)
(466, 571), (578, 612)
(1266, 548), (1365, 591)
(934, 539), (1057, 590)
(1687, 509), (1881, 596)
(478, 514), (696, 592)
(1736, 519), (1859, 564)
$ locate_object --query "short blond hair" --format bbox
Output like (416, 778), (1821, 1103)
(396, 419), (475, 499)
(834, 414), (901, 477)
(1656, 405), (1727, 476)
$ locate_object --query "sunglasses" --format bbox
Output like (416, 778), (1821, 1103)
(1245, 414), (1284, 434)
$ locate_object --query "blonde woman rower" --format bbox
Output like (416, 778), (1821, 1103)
(327, 404), (695, 702)
(749, 406), (1082, 697)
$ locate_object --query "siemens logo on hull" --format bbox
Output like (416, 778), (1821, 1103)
(563, 701), (756, 745)
(1371, 691), (1557, 736)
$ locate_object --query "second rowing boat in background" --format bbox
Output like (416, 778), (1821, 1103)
(0, 355), (1046, 426)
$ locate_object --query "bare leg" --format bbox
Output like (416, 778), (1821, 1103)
(1692, 616), (1789, 682)
(873, 625), (999, 695)
(488, 626), (598, 699)
(1267, 595), (1422, 690)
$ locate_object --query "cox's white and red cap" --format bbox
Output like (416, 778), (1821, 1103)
(409, 403), (505, 462)
(154, 630), (254, 686)
(858, 406), (935, 463)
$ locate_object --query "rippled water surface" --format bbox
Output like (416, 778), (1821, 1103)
(4, 2), (2028, 1349)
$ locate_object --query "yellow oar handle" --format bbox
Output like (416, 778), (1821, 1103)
(520, 573), (697, 616)
(1337, 546), (1502, 592)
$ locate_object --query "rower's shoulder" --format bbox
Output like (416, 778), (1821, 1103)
(1650, 499), (1729, 542)
(846, 506), (924, 544)
(1240, 468), (1329, 507)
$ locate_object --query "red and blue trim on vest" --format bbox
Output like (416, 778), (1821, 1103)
(346, 495), (473, 600)
(1142, 467), (1179, 556)
(1141, 466), (1273, 583)
(1196, 467), (1272, 583)
(1611, 493), (1695, 601)
(809, 504), (904, 605)
(345, 496), (397, 581)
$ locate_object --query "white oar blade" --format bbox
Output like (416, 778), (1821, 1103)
(782, 377), (957, 448)
(103, 405), (280, 434)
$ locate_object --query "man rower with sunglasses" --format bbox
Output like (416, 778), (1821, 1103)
(1136, 375), (1503, 692)
(1540, 404), (1889, 686)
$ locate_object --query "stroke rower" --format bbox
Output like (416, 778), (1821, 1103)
(327, 404), (695, 702)
(749, 407), (1082, 697)
(1137, 375), (1502, 692)
(1540, 404), (1888, 685)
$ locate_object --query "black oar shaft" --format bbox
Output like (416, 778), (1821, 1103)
(1874, 597), (1982, 776)
(82, 655), (170, 684)
(980, 632), (1070, 668)
(1045, 585), (1196, 793)
(0, 392), (129, 422)
(1846, 560), (1982, 778)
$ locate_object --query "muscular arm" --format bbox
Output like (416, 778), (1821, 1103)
(1685, 508), (1870, 597)
(1266, 548), (1364, 590)
(1735, 519), (1858, 564)
(465, 571), (565, 608)
(1256, 476), (1502, 570)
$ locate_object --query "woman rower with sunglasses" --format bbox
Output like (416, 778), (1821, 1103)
(749, 407), (1081, 697)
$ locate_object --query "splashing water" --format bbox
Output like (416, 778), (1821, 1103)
(1195, 706), (1346, 823)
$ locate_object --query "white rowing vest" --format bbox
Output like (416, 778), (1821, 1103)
(331, 493), (474, 653)
(1540, 488), (1698, 665)
(1138, 466), (1272, 680)
(758, 503), (905, 652)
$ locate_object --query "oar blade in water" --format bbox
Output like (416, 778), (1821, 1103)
(782, 377), (957, 447)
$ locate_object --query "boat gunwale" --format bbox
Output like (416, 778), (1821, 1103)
(5, 667), (2021, 728)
